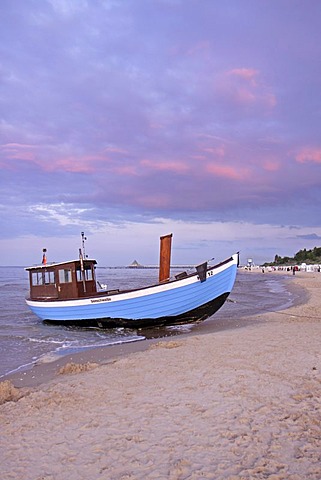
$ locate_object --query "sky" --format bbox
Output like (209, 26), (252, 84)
(1, 0), (321, 267)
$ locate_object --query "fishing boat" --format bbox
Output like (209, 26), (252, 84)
(25, 233), (238, 327)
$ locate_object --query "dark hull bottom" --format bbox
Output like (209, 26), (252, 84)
(44, 292), (230, 328)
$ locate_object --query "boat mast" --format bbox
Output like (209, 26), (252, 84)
(159, 233), (172, 282)
(81, 231), (87, 258)
(80, 232), (87, 293)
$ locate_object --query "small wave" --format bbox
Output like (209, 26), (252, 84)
(28, 337), (68, 345)
(55, 335), (146, 355)
(35, 352), (62, 364)
(0, 360), (36, 379)
(2, 335), (147, 374)
(265, 279), (287, 294)
(31, 335), (146, 366)
(166, 324), (196, 332)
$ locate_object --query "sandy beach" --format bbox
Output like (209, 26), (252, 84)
(1, 271), (321, 479)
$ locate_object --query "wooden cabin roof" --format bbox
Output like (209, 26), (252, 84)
(25, 259), (97, 271)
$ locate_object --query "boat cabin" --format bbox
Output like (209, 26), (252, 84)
(26, 259), (98, 301)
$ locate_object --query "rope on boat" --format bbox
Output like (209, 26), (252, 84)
(226, 297), (321, 320)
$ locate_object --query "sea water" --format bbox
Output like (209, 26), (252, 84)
(0, 266), (298, 379)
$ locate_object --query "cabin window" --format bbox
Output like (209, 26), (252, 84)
(58, 269), (72, 284)
(31, 271), (55, 286)
(76, 267), (93, 282)
(46, 271), (55, 284)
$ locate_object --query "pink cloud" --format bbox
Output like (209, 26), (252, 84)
(206, 162), (249, 180)
(46, 151), (118, 174)
(47, 153), (110, 174)
(0, 142), (122, 175)
(218, 67), (277, 109)
(263, 160), (280, 172)
(1, 143), (37, 162)
(295, 147), (321, 164)
(0, 144), (101, 173)
(228, 68), (259, 86)
(49, 156), (94, 173)
(140, 159), (189, 173)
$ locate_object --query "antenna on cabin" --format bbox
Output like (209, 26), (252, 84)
(81, 232), (87, 258)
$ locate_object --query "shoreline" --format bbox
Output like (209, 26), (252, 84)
(1, 270), (321, 478)
(2, 270), (307, 389)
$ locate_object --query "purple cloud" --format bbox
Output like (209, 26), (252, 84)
(1, 0), (321, 265)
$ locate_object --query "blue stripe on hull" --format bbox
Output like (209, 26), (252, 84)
(28, 263), (237, 322)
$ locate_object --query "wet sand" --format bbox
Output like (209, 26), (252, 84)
(1, 271), (321, 479)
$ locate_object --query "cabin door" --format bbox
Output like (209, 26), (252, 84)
(57, 267), (78, 299)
